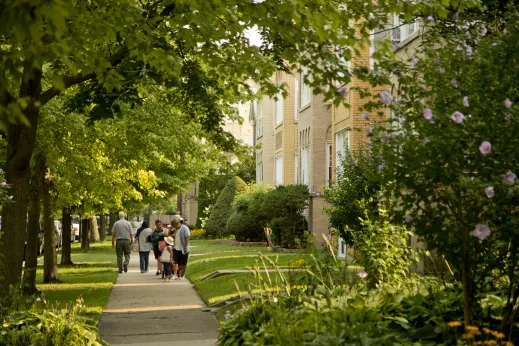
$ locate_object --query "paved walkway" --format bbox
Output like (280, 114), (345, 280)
(98, 252), (220, 346)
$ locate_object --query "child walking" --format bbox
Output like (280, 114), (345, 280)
(161, 236), (174, 282)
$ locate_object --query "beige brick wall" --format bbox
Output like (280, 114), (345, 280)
(256, 86), (276, 187)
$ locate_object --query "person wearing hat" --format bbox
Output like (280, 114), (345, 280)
(160, 236), (174, 281)
(171, 215), (190, 280)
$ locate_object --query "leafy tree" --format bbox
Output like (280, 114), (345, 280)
(323, 147), (382, 246)
(206, 176), (247, 238)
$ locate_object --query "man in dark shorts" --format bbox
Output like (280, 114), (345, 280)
(151, 220), (165, 276)
(171, 216), (190, 280)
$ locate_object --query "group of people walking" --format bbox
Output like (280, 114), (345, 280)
(111, 212), (190, 281)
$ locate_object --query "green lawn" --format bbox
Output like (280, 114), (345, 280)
(36, 241), (118, 319)
(188, 240), (307, 307)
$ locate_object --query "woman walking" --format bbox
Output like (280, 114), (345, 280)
(136, 221), (153, 273)
(151, 220), (165, 276)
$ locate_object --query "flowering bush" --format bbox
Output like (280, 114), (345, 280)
(366, 8), (519, 330)
(189, 229), (207, 240)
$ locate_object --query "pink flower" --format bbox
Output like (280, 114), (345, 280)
(361, 111), (370, 120)
(479, 24), (487, 36)
(380, 91), (393, 105)
(365, 128), (372, 137)
(358, 270), (368, 279)
(405, 215), (413, 223)
(9, 196), (13, 199)
(423, 108), (433, 121)
(423, 138), (430, 144)
(427, 15), (434, 23)
(339, 88), (348, 97)
(504, 28), (508, 34)
(479, 141), (491, 155)
(472, 224), (490, 242)
(504, 98), (512, 109)
(410, 58), (418, 68)
(485, 186), (494, 198)
(451, 111), (465, 123)
(0, 182), (6, 187)
(463, 96), (469, 107)
(504, 171), (516, 185)
(450, 79), (458, 88)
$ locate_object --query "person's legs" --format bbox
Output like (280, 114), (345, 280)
(178, 252), (189, 278)
(173, 249), (181, 278)
(139, 252), (145, 272)
(144, 251), (150, 272)
(116, 240), (124, 273)
(163, 261), (172, 278)
(123, 240), (131, 272)
(154, 249), (161, 274)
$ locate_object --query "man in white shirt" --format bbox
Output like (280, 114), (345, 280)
(111, 211), (134, 274)
(171, 216), (190, 279)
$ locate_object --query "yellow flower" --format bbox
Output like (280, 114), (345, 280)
(483, 340), (497, 346)
(501, 341), (514, 346)
(483, 328), (492, 334)
(462, 333), (474, 340)
(466, 326), (480, 332)
(493, 331), (505, 339)
(448, 321), (462, 328)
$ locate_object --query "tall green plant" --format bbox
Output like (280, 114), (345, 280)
(206, 176), (247, 238)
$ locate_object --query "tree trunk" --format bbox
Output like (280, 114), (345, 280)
(0, 66), (42, 293)
(99, 215), (107, 241)
(22, 155), (44, 294)
(89, 216), (99, 243)
(42, 166), (58, 284)
(61, 210), (73, 265)
(81, 218), (90, 251)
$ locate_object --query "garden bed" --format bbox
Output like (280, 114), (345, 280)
(214, 240), (269, 247)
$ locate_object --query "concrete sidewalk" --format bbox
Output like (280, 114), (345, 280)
(98, 252), (220, 346)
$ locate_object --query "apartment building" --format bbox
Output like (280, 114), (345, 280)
(252, 70), (333, 244)
(178, 102), (254, 225)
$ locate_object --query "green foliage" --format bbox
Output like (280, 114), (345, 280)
(323, 148), (382, 246)
(355, 203), (420, 288)
(206, 177), (247, 238)
(227, 210), (264, 242)
(218, 245), (466, 346)
(0, 298), (104, 346)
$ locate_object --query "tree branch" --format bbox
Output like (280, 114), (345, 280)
(39, 47), (129, 106)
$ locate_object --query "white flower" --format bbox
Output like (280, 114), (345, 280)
(504, 171), (516, 185)
(410, 58), (418, 68)
(479, 24), (487, 36)
(405, 215), (413, 224)
(463, 96), (469, 107)
(427, 15), (434, 23)
(485, 186), (494, 199)
(423, 108), (433, 121)
(358, 270), (368, 279)
(504, 98), (512, 109)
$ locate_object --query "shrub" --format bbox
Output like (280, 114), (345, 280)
(206, 176), (247, 238)
(227, 210), (264, 242)
(270, 216), (307, 249)
(0, 298), (104, 346)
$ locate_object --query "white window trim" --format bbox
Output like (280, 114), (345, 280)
(326, 143), (332, 186)
(393, 15), (419, 43)
(335, 129), (350, 176)
(338, 237), (347, 258)
(301, 146), (310, 186)
(294, 78), (299, 120)
(256, 100), (263, 138)
(275, 156), (283, 186)
(276, 90), (284, 126)
(300, 67), (312, 109)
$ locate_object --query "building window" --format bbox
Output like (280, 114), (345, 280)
(338, 237), (347, 258)
(294, 78), (299, 120)
(256, 100), (263, 138)
(257, 163), (263, 182)
(393, 15), (419, 43)
(300, 67), (312, 108)
(326, 143), (332, 186)
(335, 130), (350, 176)
(275, 156), (283, 186)
(276, 89), (284, 126)
(301, 146), (310, 186)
